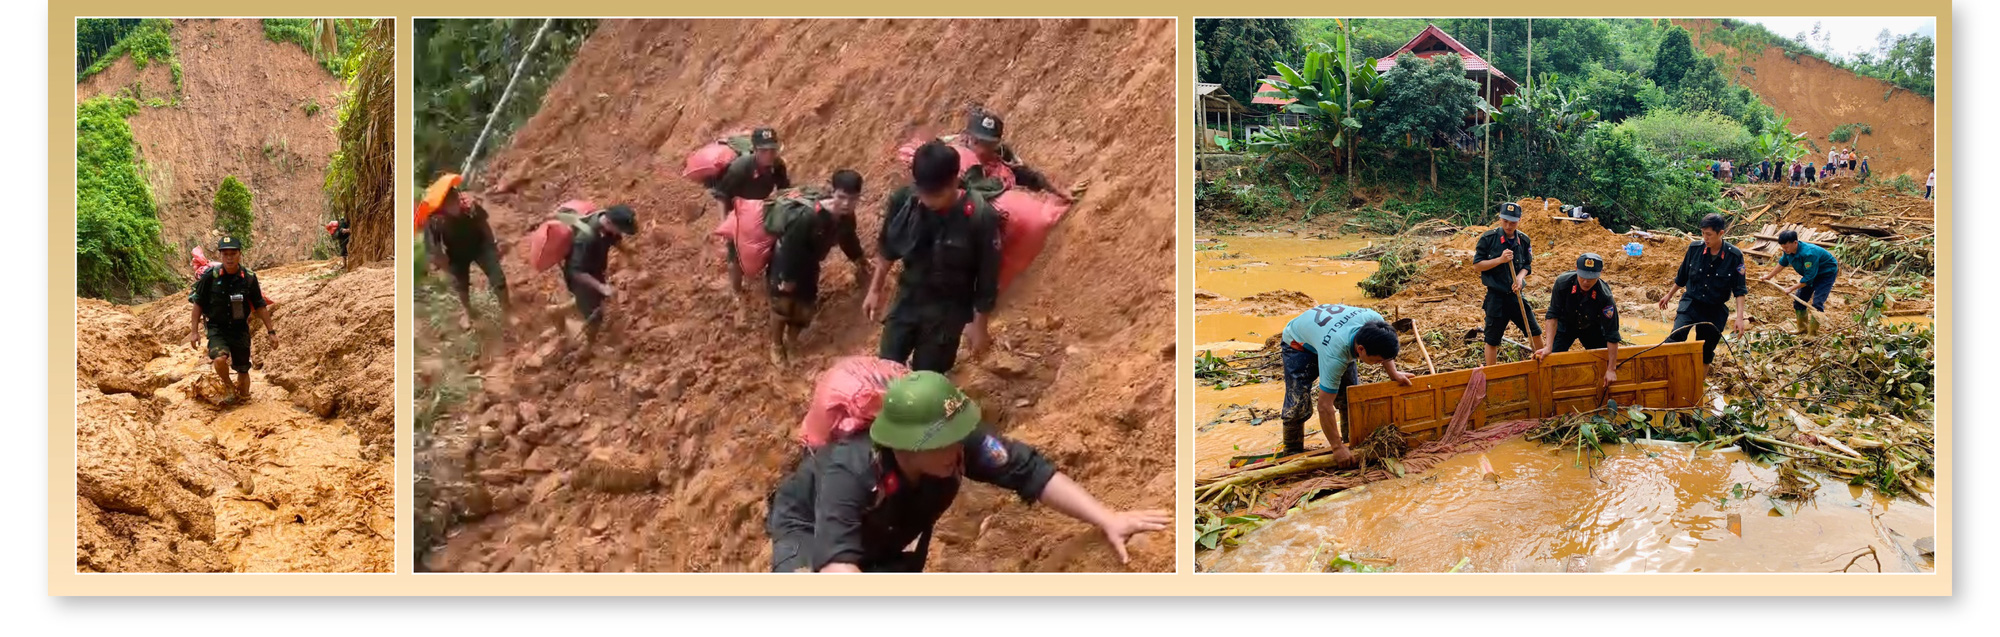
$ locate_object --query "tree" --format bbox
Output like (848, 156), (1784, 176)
(1579, 67), (1652, 123)
(213, 176), (255, 249)
(328, 20), (395, 267)
(1375, 53), (1482, 190)
(1614, 108), (1753, 167)
(1254, 36), (1384, 175)
(1649, 26), (1697, 92)
(413, 19), (596, 184)
(1196, 19), (1302, 112)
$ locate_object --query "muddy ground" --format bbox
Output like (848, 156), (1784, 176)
(75, 262), (394, 572)
(1680, 18), (1935, 180)
(417, 19), (1176, 573)
(78, 19), (346, 273)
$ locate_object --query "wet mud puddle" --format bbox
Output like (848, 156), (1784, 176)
(1206, 437), (1934, 573)
(1195, 234), (1379, 352)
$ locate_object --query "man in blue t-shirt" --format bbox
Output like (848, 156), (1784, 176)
(1758, 229), (1839, 337)
(1275, 304), (1413, 463)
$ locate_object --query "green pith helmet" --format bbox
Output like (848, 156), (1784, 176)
(870, 371), (981, 451)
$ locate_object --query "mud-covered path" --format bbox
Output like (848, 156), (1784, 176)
(76, 262), (394, 572)
(418, 18), (1177, 573)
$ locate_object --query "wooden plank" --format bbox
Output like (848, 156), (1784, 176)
(1344, 342), (1708, 445)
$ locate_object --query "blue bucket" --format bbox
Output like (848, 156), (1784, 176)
(1624, 242), (1644, 257)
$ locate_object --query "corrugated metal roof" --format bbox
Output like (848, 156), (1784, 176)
(1251, 75), (1294, 106)
(1196, 82), (1222, 96)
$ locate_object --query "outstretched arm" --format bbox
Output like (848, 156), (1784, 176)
(1036, 473), (1171, 565)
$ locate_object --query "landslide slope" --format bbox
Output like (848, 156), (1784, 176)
(423, 18), (1176, 572)
(1677, 19), (1935, 179)
(78, 19), (345, 273)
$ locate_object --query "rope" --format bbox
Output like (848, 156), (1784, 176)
(462, 18), (555, 179)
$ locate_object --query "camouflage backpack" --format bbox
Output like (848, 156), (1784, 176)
(762, 185), (829, 236)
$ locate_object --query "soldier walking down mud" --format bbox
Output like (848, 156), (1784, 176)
(1274, 304), (1411, 461)
(1533, 253), (1621, 386)
(1474, 202), (1543, 366)
(1758, 229), (1839, 337)
(557, 205), (639, 343)
(420, 173), (511, 325)
(763, 371), (1171, 572)
(766, 170), (870, 364)
(863, 140), (1002, 374)
(711, 128), (792, 310)
(186, 236), (275, 403)
(1657, 213), (1749, 367)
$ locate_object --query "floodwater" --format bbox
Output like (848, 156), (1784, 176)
(1204, 437), (1935, 573)
(1195, 235), (1379, 346)
(1195, 383), (1295, 476)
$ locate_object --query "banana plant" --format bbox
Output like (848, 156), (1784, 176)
(1753, 114), (1809, 165)
(1257, 33), (1384, 155)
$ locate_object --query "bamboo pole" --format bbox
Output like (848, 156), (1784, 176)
(464, 18), (555, 179)
(1483, 18), (1492, 214)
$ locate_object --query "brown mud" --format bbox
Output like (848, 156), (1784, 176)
(1203, 437), (1934, 573)
(1679, 19), (1935, 180)
(418, 19), (1176, 573)
(78, 19), (346, 274)
(75, 262), (394, 572)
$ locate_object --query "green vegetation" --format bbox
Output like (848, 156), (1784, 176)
(76, 97), (173, 300)
(1714, 19), (1934, 99)
(1829, 122), (1873, 143)
(263, 18), (366, 76)
(302, 97), (321, 117)
(212, 176), (254, 247)
(1195, 19), (1302, 117)
(326, 20), (395, 267)
(414, 19), (596, 183)
(78, 19), (173, 82)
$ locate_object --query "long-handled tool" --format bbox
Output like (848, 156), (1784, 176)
(1391, 317), (1437, 375)
(1506, 259), (1538, 358)
(1760, 278), (1831, 322)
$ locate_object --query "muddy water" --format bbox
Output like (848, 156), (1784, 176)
(1207, 437), (1934, 573)
(1195, 383), (1299, 476)
(1196, 235), (1380, 345)
(1620, 317), (1676, 346)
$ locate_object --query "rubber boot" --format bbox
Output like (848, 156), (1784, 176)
(1791, 309), (1810, 335)
(1807, 313), (1820, 338)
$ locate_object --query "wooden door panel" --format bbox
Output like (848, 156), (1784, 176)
(1343, 342), (1708, 445)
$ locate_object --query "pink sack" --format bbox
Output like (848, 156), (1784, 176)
(709, 198), (774, 277)
(799, 356), (911, 448)
(992, 190), (1070, 291)
(682, 142), (738, 183)
(896, 137), (1014, 189)
(525, 221), (574, 272)
(190, 246), (210, 272)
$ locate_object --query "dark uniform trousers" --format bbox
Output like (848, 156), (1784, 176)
(1664, 298), (1730, 365)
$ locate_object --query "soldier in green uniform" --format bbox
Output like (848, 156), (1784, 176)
(1657, 214), (1749, 367)
(710, 128), (792, 314)
(185, 236), (275, 402)
(763, 371), (1171, 572)
(1533, 253), (1621, 386)
(1473, 202), (1543, 366)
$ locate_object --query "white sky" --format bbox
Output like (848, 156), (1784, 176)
(1739, 17), (1936, 58)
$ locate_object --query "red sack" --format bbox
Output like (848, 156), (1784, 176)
(709, 198), (775, 277)
(799, 356), (911, 447)
(991, 190), (1071, 291)
(896, 136), (1014, 190)
(525, 200), (596, 272)
(681, 129), (754, 183)
(190, 246), (210, 272)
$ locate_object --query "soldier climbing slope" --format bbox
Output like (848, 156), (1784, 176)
(863, 140), (1002, 374)
(710, 128), (792, 309)
(186, 236), (276, 403)
(765, 170), (870, 365)
(764, 371), (1170, 572)
(420, 173), (511, 325)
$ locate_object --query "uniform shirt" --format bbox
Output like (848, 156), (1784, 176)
(765, 427), (1056, 572)
(1279, 304), (1384, 393)
(1473, 228), (1533, 293)
(188, 264), (267, 333)
(878, 186), (1002, 323)
(1778, 241), (1838, 282)
(1672, 241), (1749, 306)
(710, 153), (792, 212)
(1544, 272), (1620, 343)
(423, 197), (497, 260)
(770, 204), (864, 292)
(562, 215), (622, 282)
(964, 141), (1053, 193)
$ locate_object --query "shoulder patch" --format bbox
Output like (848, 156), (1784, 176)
(978, 435), (1009, 468)
(1603, 305), (1616, 318)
